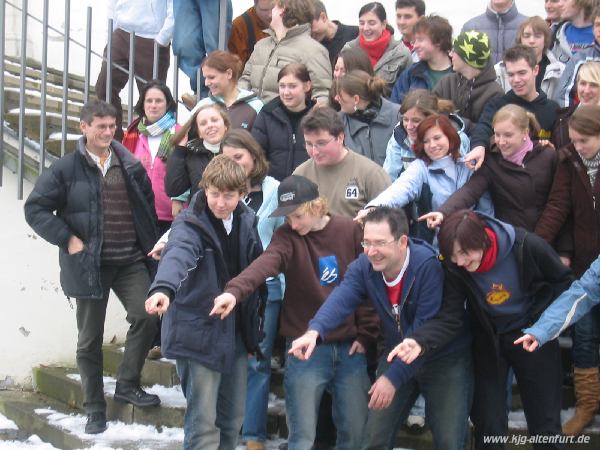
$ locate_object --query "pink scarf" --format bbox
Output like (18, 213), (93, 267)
(503, 136), (533, 166)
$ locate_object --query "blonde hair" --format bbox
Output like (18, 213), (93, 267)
(296, 196), (329, 217)
(577, 61), (600, 103)
(492, 104), (541, 136)
(199, 154), (248, 194)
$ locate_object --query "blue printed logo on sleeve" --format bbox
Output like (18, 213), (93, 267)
(319, 255), (339, 286)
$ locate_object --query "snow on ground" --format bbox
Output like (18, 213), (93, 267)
(509, 409), (600, 432)
(0, 411), (19, 430)
(0, 434), (60, 449)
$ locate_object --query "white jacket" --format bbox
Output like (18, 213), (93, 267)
(108, 0), (174, 46)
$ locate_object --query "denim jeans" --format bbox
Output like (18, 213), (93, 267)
(242, 299), (282, 443)
(361, 349), (473, 450)
(172, 0), (232, 93)
(76, 261), (158, 413)
(572, 304), (600, 368)
(176, 334), (247, 450)
(284, 340), (370, 450)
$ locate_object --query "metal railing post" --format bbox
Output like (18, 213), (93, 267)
(218, 0), (227, 50)
(196, 67), (201, 100)
(152, 40), (159, 80)
(60, 0), (70, 157)
(84, 6), (92, 103)
(0, 0), (6, 187)
(106, 18), (113, 104)
(127, 31), (135, 125)
(17, 0), (28, 199)
(173, 54), (179, 120)
(39, 0), (49, 173)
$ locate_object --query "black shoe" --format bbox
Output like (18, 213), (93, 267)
(114, 382), (161, 407)
(85, 411), (107, 434)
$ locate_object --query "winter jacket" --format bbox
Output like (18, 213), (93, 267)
(409, 215), (573, 356)
(551, 21), (594, 67)
(238, 24), (332, 103)
(461, 3), (527, 64)
(551, 104), (577, 150)
(194, 89), (263, 131)
(383, 114), (471, 181)
(321, 21), (359, 67)
(165, 143), (214, 198)
(24, 137), (159, 299)
(344, 36), (412, 87)
(439, 142), (558, 231)
(390, 60), (433, 104)
(150, 192), (264, 373)
(535, 144), (600, 277)
(470, 90), (559, 149)
(524, 254), (600, 347)
(433, 63), (504, 128)
(308, 239), (471, 389)
(228, 6), (270, 65)
(495, 50), (564, 101)
(555, 49), (600, 106)
(256, 176), (285, 301)
(124, 119), (181, 222)
(341, 97), (400, 166)
(252, 97), (314, 181)
(368, 155), (494, 245)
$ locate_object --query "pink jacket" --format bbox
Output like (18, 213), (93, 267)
(131, 125), (180, 222)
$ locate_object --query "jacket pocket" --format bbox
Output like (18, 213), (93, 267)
(378, 63), (401, 84)
(174, 309), (219, 356)
(59, 248), (95, 298)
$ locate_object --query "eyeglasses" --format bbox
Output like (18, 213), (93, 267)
(305, 136), (336, 151)
(360, 239), (397, 249)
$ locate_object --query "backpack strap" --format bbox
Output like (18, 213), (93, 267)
(242, 12), (257, 56)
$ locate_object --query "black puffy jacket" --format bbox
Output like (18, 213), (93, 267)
(24, 138), (159, 299)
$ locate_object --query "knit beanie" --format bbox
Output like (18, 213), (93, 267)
(453, 31), (491, 69)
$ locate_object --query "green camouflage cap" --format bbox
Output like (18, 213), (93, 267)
(453, 31), (491, 69)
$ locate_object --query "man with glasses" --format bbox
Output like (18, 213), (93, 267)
(294, 106), (391, 218)
(289, 207), (473, 450)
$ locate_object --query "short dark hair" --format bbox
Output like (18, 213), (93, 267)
(134, 79), (177, 118)
(413, 15), (453, 53)
(313, 0), (326, 17)
(301, 106), (345, 136)
(364, 206), (409, 240)
(503, 45), (537, 69)
(516, 16), (552, 52)
(359, 2), (395, 34)
(395, 0), (425, 17)
(413, 114), (461, 164)
(221, 129), (270, 187)
(437, 210), (490, 261)
(81, 99), (117, 124)
(278, 0), (315, 27)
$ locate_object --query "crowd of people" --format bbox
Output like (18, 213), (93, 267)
(23, 1), (600, 450)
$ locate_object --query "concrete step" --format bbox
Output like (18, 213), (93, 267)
(4, 111), (80, 142)
(3, 88), (83, 117)
(5, 56), (91, 92)
(3, 72), (85, 104)
(0, 389), (183, 449)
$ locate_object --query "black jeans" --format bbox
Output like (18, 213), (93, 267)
(76, 261), (158, 413)
(471, 328), (563, 450)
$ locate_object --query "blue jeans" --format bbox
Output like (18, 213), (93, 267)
(572, 304), (600, 368)
(176, 335), (247, 450)
(362, 349), (473, 450)
(242, 299), (282, 443)
(172, 0), (232, 93)
(284, 341), (370, 450)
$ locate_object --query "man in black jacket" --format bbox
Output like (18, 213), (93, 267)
(24, 99), (161, 435)
(310, 0), (359, 67)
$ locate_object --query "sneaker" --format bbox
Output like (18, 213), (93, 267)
(405, 414), (425, 433)
(114, 382), (161, 407)
(181, 93), (197, 111)
(147, 346), (162, 360)
(246, 440), (266, 450)
(85, 411), (107, 434)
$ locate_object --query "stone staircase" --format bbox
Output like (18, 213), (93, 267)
(1, 340), (599, 449)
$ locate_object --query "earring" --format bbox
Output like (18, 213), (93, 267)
(353, 104), (358, 112)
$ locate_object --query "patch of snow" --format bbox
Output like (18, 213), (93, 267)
(0, 411), (19, 429)
(66, 373), (186, 408)
(34, 407), (183, 446)
(47, 132), (81, 140)
(0, 434), (60, 449)
(7, 108), (80, 122)
(509, 409), (600, 433)
(267, 392), (286, 416)
(4, 87), (84, 106)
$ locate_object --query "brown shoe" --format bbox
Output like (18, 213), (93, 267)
(147, 346), (162, 360)
(246, 440), (266, 450)
(181, 93), (197, 111)
(562, 366), (600, 435)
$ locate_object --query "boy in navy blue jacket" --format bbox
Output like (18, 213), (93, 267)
(288, 207), (473, 450)
(145, 155), (264, 450)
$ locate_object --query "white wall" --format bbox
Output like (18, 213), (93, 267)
(0, 166), (130, 386)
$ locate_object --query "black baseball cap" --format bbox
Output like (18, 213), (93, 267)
(269, 175), (320, 217)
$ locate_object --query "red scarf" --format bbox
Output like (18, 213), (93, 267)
(475, 227), (498, 273)
(121, 117), (141, 153)
(360, 28), (392, 67)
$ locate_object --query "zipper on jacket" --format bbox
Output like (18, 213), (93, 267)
(396, 277), (416, 337)
(292, 133), (296, 144)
